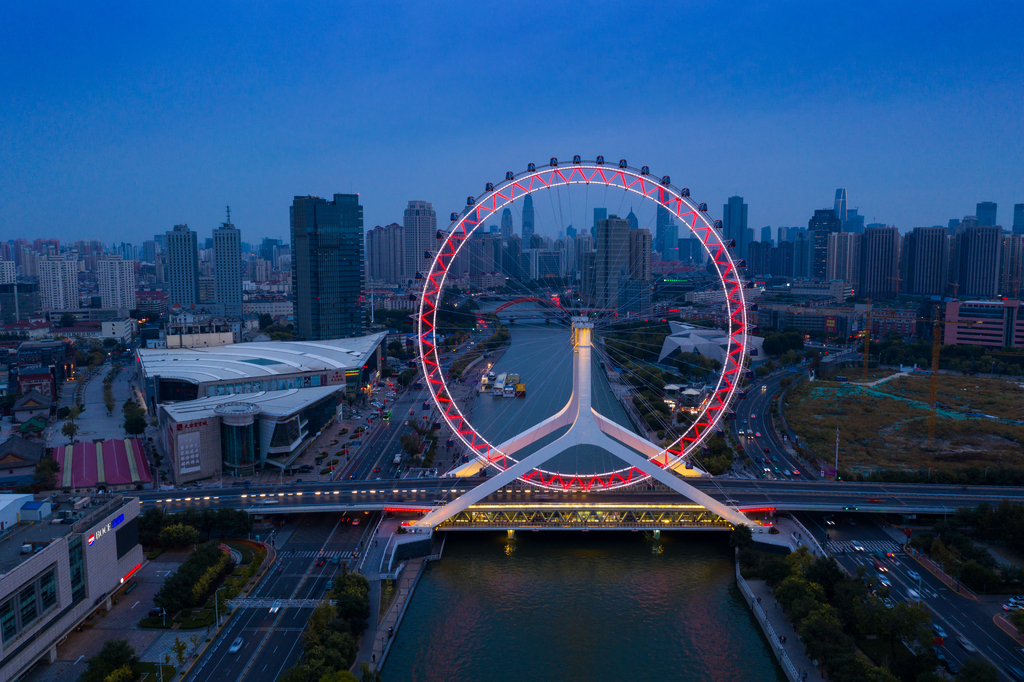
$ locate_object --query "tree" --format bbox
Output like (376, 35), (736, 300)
(59, 312), (76, 328)
(124, 412), (148, 436)
(102, 665), (134, 682)
(33, 456), (60, 489)
(258, 313), (274, 330)
(729, 524), (754, 550)
(957, 658), (999, 682)
(386, 340), (404, 355)
(172, 636), (187, 668)
(359, 662), (383, 682)
(399, 432), (422, 457)
(322, 671), (360, 682)
(80, 639), (138, 682)
(103, 384), (116, 415)
(160, 523), (200, 548)
(62, 419), (79, 443)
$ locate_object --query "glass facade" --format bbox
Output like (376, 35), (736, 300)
(68, 536), (85, 603)
(0, 568), (59, 646)
(222, 422), (258, 475)
(270, 417), (300, 447)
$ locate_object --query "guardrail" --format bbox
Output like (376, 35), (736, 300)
(735, 554), (800, 682)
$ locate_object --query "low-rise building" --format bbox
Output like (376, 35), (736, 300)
(944, 299), (1024, 349)
(101, 317), (137, 346)
(0, 437), (46, 490)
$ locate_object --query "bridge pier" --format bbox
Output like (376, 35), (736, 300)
(507, 529), (515, 539)
(654, 529), (660, 540)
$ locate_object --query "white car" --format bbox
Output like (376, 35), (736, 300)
(269, 601), (281, 614)
(851, 541), (865, 552)
(229, 637), (243, 653)
(907, 570), (921, 581)
(877, 574), (891, 587)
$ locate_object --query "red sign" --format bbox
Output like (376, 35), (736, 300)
(120, 563), (142, 584)
(176, 420), (208, 431)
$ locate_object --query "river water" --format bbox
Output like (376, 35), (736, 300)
(383, 531), (785, 682)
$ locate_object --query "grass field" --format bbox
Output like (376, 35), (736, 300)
(785, 375), (1024, 472)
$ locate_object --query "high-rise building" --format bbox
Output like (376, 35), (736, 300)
(0, 282), (39, 324)
(502, 235), (524, 281)
(259, 238), (283, 263)
(97, 255), (136, 309)
(678, 237), (704, 264)
(808, 209), (842, 280)
(213, 210), (242, 318)
(663, 223), (679, 261)
(858, 226), (901, 299)
(776, 226), (790, 244)
(628, 228), (652, 281)
(0, 261), (15, 284)
(771, 241), (795, 277)
(142, 240), (158, 264)
(366, 223), (404, 284)
(626, 209), (639, 231)
(591, 215), (631, 309)
(38, 258), (78, 311)
(723, 196), (749, 260)
(952, 226), (1001, 298)
(976, 202), (998, 227)
(291, 194), (365, 340)
(655, 205), (672, 253)
(901, 227), (948, 297)
(403, 201), (436, 284)
(826, 232), (860, 284)
(843, 209), (865, 234)
(500, 208), (513, 241)
(833, 189), (848, 222)
(760, 226), (773, 245)
(617, 279), (652, 317)
(166, 224), (200, 308)
(999, 235), (1024, 299)
(793, 230), (814, 279)
(746, 242), (772, 277)
(592, 208), (607, 239)
(1013, 204), (1024, 236)
(522, 195), (535, 246)
(565, 225), (577, 239)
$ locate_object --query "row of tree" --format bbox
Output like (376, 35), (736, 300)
(154, 543), (235, 613)
(138, 506), (253, 545)
(843, 467), (1024, 489)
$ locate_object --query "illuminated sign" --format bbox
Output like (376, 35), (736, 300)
(176, 420), (208, 431)
(120, 563), (142, 584)
(88, 513), (125, 546)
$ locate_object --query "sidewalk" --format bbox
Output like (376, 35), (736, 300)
(745, 578), (822, 681)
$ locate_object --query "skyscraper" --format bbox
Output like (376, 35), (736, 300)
(792, 230), (814, 279)
(723, 196), (749, 259)
(826, 232), (860, 284)
(291, 194), (365, 340)
(1013, 204), (1024, 236)
(901, 227), (948, 297)
(833, 189), (848, 223)
(500, 208), (513, 241)
(776, 226), (789, 244)
(626, 209), (639, 231)
(858, 226), (900, 299)
(655, 205), (672, 253)
(628, 228), (652, 281)
(592, 215), (631, 309)
(759, 226), (773, 245)
(952, 225), (1001, 298)
(746, 241), (772, 277)
(592, 207), (607, 238)
(37, 258), (78, 311)
(663, 223), (679, 261)
(976, 202), (998, 227)
(999, 235), (1024, 299)
(403, 201), (436, 283)
(808, 209), (842, 280)
(166, 224), (200, 308)
(366, 223), (404, 284)
(843, 208), (865, 234)
(213, 209), (242, 318)
(522, 195), (535, 245)
(97, 255), (136, 309)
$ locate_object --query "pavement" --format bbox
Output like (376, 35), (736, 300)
(745, 578), (823, 680)
(45, 362), (135, 447)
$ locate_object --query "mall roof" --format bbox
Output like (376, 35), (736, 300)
(160, 385), (344, 421)
(136, 334), (386, 385)
(54, 439), (153, 489)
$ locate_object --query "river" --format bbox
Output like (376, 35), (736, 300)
(383, 531), (786, 682)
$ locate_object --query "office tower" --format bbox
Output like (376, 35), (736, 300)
(999, 235), (1024, 299)
(213, 210), (243, 317)
(952, 226), (1001, 298)
(166, 224), (200, 308)
(858, 226), (900, 299)
(808, 209), (842, 280)
(663, 223), (679, 261)
(1014, 204), (1024, 236)
(833, 189), (848, 222)
(142, 240), (158, 264)
(844, 209), (865, 234)
(97, 255), (136, 309)
(402, 201), (436, 283)
(366, 223), (404, 284)
(0, 261), (14, 284)
(489, 225), (499, 235)
(0, 282), (39, 324)
(628, 228), (652, 281)
(760, 226), (773, 245)
(625, 209), (639, 231)
(776, 226), (789, 244)
(521, 195), (535, 245)
(772, 241), (795, 277)
(678, 237), (703, 263)
(500, 208), (513, 241)
(617, 279), (651, 317)
(566, 225), (577, 239)
(154, 233), (167, 251)
(502, 234), (524, 281)
(901, 227), (949, 297)
(469, 232), (500, 275)
(38, 258), (78, 311)
(826, 232), (860, 284)
(723, 196), (749, 259)
(655, 205), (672, 253)
(592, 208), (607, 238)
(291, 194), (365, 340)
(247, 258), (271, 282)
(948, 218), (961, 231)
(793, 230), (814, 279)
(976, 202), (997, 226)
(592, 215), (631, 309)
(746, 242), (772, 277)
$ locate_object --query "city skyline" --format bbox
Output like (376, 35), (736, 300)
(2, 4), (1022, 243)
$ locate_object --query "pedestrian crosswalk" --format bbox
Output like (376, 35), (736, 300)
(285, 550), (354, 559)
(826, 539), (901, 555)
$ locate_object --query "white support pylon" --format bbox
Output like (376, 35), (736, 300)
(416, 318), (752, 528)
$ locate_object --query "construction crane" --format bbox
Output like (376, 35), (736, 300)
(924, 305), (978, 443)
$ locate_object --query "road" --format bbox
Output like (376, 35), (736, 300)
(798, 512), (1024, 681)
(188, 512), (376, 682)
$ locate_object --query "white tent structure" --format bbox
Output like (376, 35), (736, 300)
(657, 321), (765, 365)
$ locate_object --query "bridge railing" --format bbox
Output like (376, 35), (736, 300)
(735, 553), (800, 682)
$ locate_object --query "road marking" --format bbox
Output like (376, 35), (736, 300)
(131, 601), (139, 609)
(75, 655), (84, 664)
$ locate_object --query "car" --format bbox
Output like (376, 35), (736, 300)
(932, 624), (947, 638)
(373, 467), (381, 473)
(326, 580), (335, 590)
(783, 469), (792, 477)
(352, 518), (360, 525)
(877, 574), (891, 587)
(764, 447), (771, 453)
(824, 515), (836, 526)
(792, 469), (800, 476)
(852, 541), (865, 552)
(942, 659), (959, 675)
(907, 570), (921, 581)
(848, 517), (856, 526)
(316, 558), (325, 566)
(882, 597), (895, 609)
(906, 588), (920, 600)
(1003, 603), (1022, 611)
(331, 555), (340, 565)
(755, 432), (761, 438)
(1007, 665), (1024, 682)
(229, 637), (243, 654)
(885, 551), (896, 558)
(269, 601), (281, 614)
(958, 637), (978, 654)
(148, 608), (165, 618)
(931, 646), (945, 663)
(750, 414), (756, 420)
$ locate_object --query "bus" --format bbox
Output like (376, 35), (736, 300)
(382, 409), (392, 421)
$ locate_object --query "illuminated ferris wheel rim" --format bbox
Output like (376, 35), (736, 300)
(417, 158), (749, 491)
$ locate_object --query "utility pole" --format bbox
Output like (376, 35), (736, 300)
(862, 298), (872, 381)
(834, 422), (840, 479)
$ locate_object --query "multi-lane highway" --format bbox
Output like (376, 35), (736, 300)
(798, 512), (1024, 681)
(188, 512), (376, 682)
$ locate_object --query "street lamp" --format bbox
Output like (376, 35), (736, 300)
(214, 585), (228, 627)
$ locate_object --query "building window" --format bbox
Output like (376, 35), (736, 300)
(39, 569), (57, 611)
(19, 586), (37, 628)
(0, 599), (15, 644)
(69, 536), (85, 603)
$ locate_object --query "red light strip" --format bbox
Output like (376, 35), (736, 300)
(120, 563), (142, 584)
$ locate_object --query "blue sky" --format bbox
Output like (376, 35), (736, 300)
(1, 1), (1021, 244)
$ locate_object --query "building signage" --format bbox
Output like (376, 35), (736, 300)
(176, 420), (208, 431)
(88, 513), (124, 546)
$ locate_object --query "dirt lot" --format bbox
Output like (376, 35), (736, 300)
(785, 375), (1024, 472)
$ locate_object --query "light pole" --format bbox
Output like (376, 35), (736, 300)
(214, 585), (227, 627)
